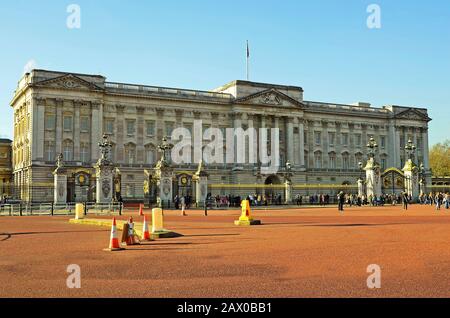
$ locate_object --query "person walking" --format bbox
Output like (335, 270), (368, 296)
(435, 192), (442, 211)
(180, 195), (187, 216)
(402, 192), (409, 211)
(444, 193), (449, 210)
(337, 191), (345, 213)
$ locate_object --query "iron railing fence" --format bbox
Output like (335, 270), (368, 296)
(0, 202), (123, 217)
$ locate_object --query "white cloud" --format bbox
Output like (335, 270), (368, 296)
(23, 59), (37, 74)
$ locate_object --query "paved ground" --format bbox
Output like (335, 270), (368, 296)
(1, 204), (450, 298)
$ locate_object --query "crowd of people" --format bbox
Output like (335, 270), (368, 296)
(171, 191), (450, 213)
(418, 192), (450, 210)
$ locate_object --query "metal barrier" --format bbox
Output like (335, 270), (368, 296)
(0, 202), (123, 216)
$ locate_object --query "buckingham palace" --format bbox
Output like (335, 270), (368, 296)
(10, 69), (431, 203)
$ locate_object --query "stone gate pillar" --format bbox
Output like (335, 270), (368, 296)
(94, 135), (115, 204)
(403, 159), (418, 200)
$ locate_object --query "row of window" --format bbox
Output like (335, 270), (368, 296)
(45, 115), (90, 132)
(310, 152), (388, 170)
(310, 132), (387, 148)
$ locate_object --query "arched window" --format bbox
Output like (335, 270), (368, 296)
(328, 152), (336, 169)
(125, 143), (136, 165)
(145, 144), (156, 165)
(342, 152), (349, 170)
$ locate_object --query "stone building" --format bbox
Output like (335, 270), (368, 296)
(0, 138), (13, 198)
(10, 69), (431, 203)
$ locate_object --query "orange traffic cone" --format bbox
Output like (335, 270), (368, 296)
(141, 215), (152, 241)
(139, 204), (144, 216)
(104, 217), (124, 251)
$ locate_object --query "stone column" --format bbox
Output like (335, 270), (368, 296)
(55, 99), (63, 155)
(91, 102), (102, 161)
(73, 101), (80, 161)
(395, 126), (401, 168)
(299, 119), (305, 168)
(233, 113), (242, 167)
(422, 128), (430, 169)
(287, 118), (294, 164)
(284, 179), (292, 204)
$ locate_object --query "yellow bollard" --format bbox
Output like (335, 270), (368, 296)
(234, 200), (261, 226)
(75, 203), (84, 220)
(151, 208), (164, 233)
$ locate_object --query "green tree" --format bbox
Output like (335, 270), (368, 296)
(429, 140), (450, 176)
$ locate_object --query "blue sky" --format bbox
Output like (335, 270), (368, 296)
(0, 0), (449, 145)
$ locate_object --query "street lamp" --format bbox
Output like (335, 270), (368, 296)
(405, 138), (416, 161)
(418, 162), (425, 196)
(366, 136), (378, 158)
(358, 161), (364, 180)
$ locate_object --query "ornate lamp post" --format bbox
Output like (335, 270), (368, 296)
(284, 160), (293, 204)
(405, 138), (416, 161)
(357, 161), (365, 197)
(367, 136), (379, 158)
(418, 162), (425, 197)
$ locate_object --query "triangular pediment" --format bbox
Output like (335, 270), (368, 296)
(235, 88), (304, 108)
(34, 74), (103, 91)
(395, 108), (431, 122)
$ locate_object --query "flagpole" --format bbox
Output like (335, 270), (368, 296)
(246, 40), (249, 81)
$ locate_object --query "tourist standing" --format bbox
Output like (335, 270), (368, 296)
(402, 192), (409, 210)
(435, 193), (442, 211)
(181, 195), (187, 216)
(337, 191), (345, 213)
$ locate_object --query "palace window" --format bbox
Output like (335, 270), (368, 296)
(315, 131), (321, 145)
(314, 151), (322, 169)
(342, 153), (349, 170)
(355, 134), (362, 146)
(329, 152), (336, 169)
(45, 115), (55, 131)
(80, 143), (90, 163)
(105, 119), (114, 134)
(165, 122), (174, 137)
(125, 143), (136, 164)
(328, 132), (335, 146)
(63, 140), (73, 161)
(381, 158), (387, 170)
(63, 116), (73, 131)
(80, 117), (90, 132)
(126, 120), (136, 136)
(341, 133), (348, 146)
(146, 121), (155, 136)
(380, 136), (386, 148)
(145, 145), (156, 165)
(44, 141), (55, 162)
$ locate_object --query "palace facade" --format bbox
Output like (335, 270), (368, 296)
(10, 69), (431, 202)
(0, 138), (13, 198)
